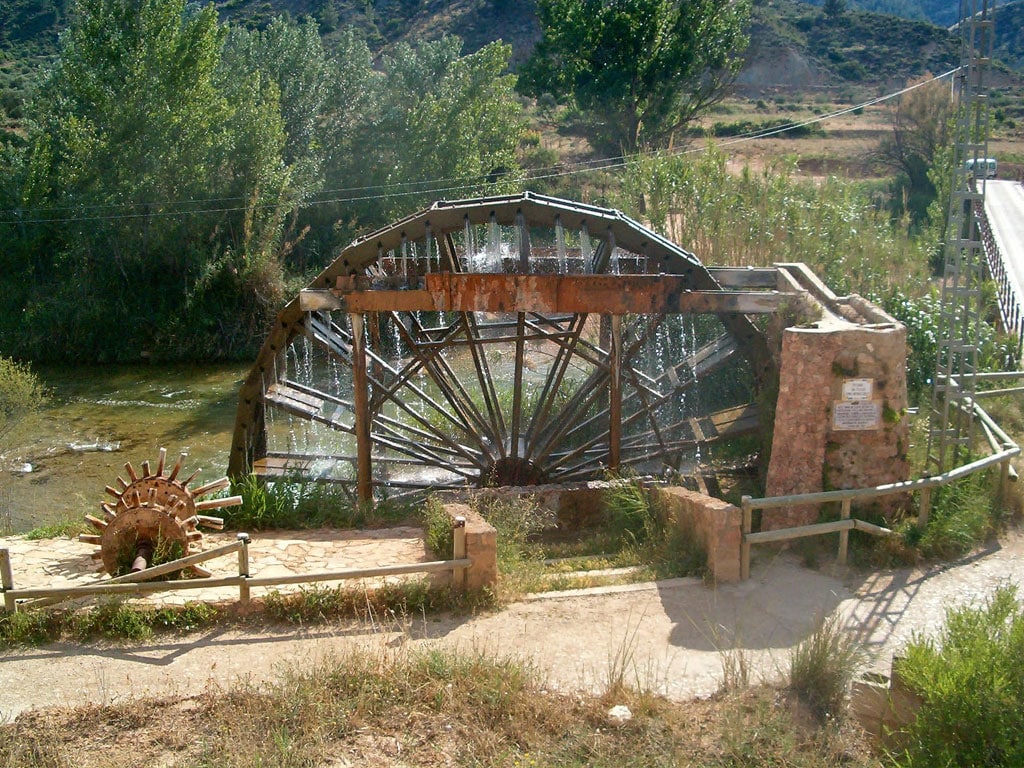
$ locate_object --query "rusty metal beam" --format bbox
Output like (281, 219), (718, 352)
(333, 274), (789, 315)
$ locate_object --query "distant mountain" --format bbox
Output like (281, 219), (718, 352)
(2, 0), (1020, 115)
(794, 0), (1024, 80)
(795, 0), (977, 28)
(797, 0), (1024, 43)
(739, 0), (960, 93)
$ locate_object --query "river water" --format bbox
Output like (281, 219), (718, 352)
(0, 363), (248, 533)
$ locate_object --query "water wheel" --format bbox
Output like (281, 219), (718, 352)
(231, 193), (777, 501)
(80, 448), (238, 577)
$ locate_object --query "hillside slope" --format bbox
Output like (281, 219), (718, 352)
(1, 0), (1020, 124)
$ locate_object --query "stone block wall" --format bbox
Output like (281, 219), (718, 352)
(764, 306), (909, 530)
(649, 486), (742, 583)
(441, 502), (497, 591)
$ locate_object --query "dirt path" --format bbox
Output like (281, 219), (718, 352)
(2, 531), (1022, 719)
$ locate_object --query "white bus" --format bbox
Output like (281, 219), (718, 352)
(965, 157), (998, 178)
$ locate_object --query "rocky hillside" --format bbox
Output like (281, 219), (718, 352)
(2, 0), (1021, 118)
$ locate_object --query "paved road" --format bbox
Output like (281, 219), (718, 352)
(986, 179), (1024, 300)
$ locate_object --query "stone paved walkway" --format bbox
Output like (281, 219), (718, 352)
(1, 527), (433, 607)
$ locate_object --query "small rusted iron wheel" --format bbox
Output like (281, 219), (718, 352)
(97, 505), (191, 577)
(81, 448), (235, 577)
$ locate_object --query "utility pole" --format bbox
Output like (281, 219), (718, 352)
(927, 0), (995, 473)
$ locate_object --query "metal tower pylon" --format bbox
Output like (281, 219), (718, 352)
(927, 0), (995, 473)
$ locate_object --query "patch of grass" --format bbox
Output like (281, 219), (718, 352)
(475, 494), (557, 597)
(474, 482), (707, 596)
(0, 646), (878, 768)
(890, 584), (1024, 768)
(0, 600), (222, 647)
(788, 613), (865, 721)
(22, 517), (86, 540)
(604, 475), (662, 549)
(261, 580), (491, 626)
(227, 474), (419, 531)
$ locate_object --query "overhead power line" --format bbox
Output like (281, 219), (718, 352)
(0, 69), (960, 227)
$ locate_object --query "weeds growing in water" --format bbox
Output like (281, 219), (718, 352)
(227, 474), (418, 531)
(788, 613), (865, 721)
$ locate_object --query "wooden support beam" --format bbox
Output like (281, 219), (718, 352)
(609, 315), (622, 471)
(334, 274), (789, 315)
(350, 312), (373, 506)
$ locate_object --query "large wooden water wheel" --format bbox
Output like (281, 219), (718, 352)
(231, 193), (789, 502)
(80, 448), (240, 577)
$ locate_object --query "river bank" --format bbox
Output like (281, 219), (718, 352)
(0, 363), (248, 532)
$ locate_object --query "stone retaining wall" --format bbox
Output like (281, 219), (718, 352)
(441, 503), (497, 591)
(649, 487), (742, 584)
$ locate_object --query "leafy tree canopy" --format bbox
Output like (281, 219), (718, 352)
(519, 0), (752, 153)
(0, 0), (526, 363)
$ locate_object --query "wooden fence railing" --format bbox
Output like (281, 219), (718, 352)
(2, 524), (472, 613)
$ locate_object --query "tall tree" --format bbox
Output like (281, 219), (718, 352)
(519, 0), (751, 153)
(9, 0), (296, 360)
(876, 75), (953, 224)
(338, 37), (525, 226)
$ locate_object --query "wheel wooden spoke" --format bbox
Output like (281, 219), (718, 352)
(397, 310), (500, 450)
(461, 312), (508, 454)
(523, 313), (589, 460)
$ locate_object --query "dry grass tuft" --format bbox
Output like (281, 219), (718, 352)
(0, 643), (880, 768)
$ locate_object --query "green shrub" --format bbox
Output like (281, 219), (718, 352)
(891, 585), (1024, 767)
(422, 496), (453, 560)
(881, 288), (1017, 404)
(0, 355), (47, 441)
(23, 517), (86, 540)
(788, 613), (864, 720)
(916, 472), (995, 560)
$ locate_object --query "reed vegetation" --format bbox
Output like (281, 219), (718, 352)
(617, 146), (929, 298)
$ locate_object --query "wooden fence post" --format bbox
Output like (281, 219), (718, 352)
(237, 533), (251, 604)
(740, 497), (752, 581)
(918, 487), (931, 529)
(1, 549), (15, 613)
(452, 516), (467, 590)
(838, 499), (851, 566)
